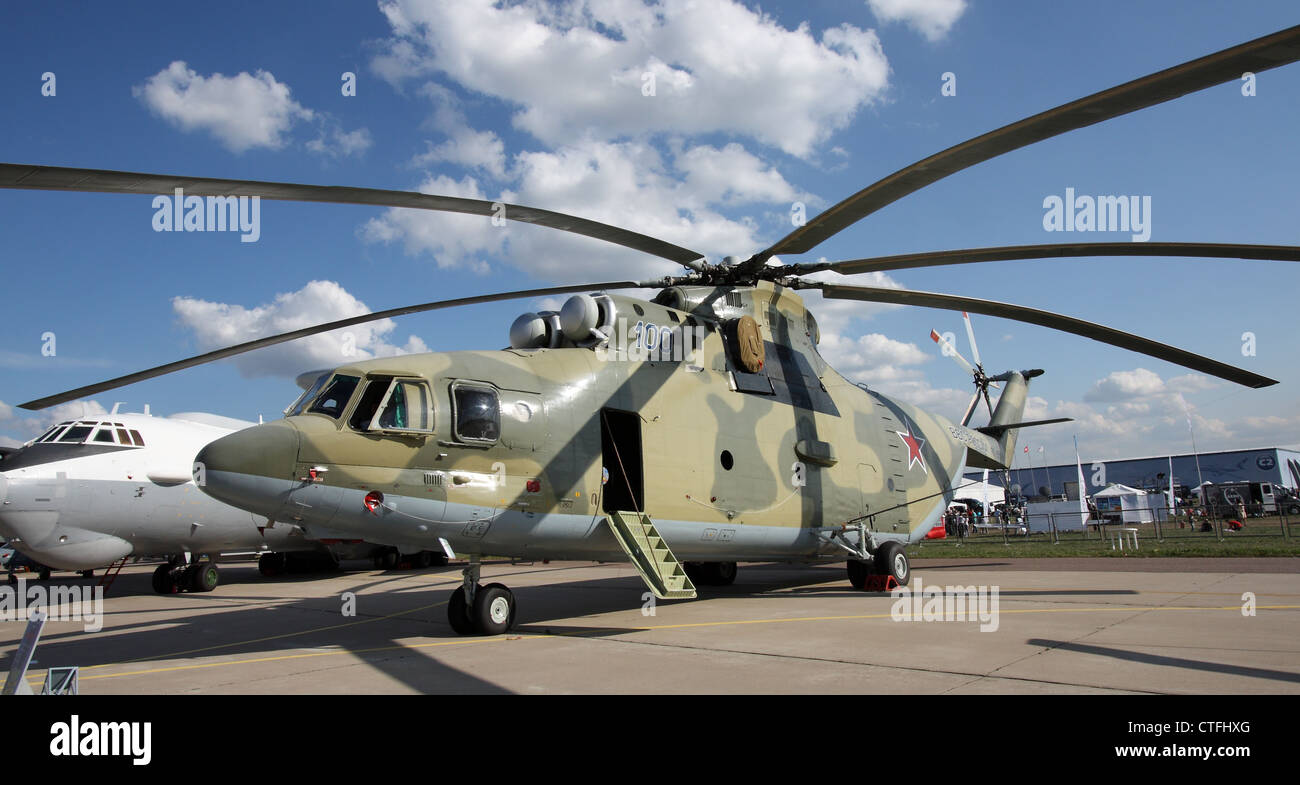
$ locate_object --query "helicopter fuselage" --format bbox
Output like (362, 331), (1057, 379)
(197, 283), (1008, 564)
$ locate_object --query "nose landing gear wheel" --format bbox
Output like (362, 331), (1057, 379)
(847, 559), (869, 590)
(473, 583), (516, 636)
(448, 585), (477, 635)
(874, 541), (910, 586)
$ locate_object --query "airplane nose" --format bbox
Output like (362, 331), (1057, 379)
(0, 471), (7, 506)
(196, 420), (301, 520)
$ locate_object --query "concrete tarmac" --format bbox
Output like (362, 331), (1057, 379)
(2, 558), (1297, 694)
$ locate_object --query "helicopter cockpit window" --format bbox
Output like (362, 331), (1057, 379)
(452, 384), (500, 443)
(377, 380), (433, 432)
(286, 372), (331, 417)
(348, 376), (394, 431)
(307, 375), (360, 420)
(348, 377), (435, 434)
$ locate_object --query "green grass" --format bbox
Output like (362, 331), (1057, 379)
(911, 518), (1300, 558)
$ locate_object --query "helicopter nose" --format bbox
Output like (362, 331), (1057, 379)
(196, 420), (301, 520)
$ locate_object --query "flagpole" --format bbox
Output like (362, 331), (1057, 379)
(1039, 446), (1053, 497)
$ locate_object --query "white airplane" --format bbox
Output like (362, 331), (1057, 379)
(0, 406), (447, 593)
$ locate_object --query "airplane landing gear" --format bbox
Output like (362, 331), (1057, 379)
(152, 563), (179, 594)
(153, 556), (221, 594)
(447, 555), (517, 636)
(684, 561), (738, 586)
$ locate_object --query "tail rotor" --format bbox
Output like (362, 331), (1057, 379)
(930, 312), (1000, 426)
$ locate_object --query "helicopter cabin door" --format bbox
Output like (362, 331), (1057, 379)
(599, 408), (644, 515)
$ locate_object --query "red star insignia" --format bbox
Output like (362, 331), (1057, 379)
(895, 423), (927, 474)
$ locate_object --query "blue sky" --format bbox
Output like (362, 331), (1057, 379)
(1, 0), (1298, 470)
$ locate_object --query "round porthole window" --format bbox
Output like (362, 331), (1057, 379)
(720, 450), (734, 470)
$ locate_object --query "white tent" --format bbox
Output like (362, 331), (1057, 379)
(1092, 483), (1166, 523)
(950, 479), (1005, 510)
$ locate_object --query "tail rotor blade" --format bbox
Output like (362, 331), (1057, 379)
(963, 311), (983, 369)
(930, 329), (976, 377)
(961, 390), (981, 427)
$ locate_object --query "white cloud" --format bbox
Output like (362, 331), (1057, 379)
(0, 399), (109, 443)
(360, 173), (502, 274)
(135, 60), (371, 157)
(866, 0), (967, 41)
(363, 138), (802, 280)
(373, 0), (890, 158)
(307, 125), (374, 158)
(171, 281), (429, 379)
(675, 143), (814, 206)
(134, 61), (315, 153)
(1083, 368), (1166, 402)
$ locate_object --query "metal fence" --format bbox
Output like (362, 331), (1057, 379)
(920, 504), (1295, 549)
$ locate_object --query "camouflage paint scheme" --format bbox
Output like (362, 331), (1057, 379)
(197, 282), (1029, 563)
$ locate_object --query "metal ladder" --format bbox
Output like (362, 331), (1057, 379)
(606, 511), (697, 600)
(96, 557), (129, 594)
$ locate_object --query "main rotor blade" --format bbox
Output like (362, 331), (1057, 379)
(800, 242), (1300, 277)
(759, 25), (1300, 259)
(809, 282), (1277, 389)
(19, 280), (662, 410)
(0, 163), (704, 266)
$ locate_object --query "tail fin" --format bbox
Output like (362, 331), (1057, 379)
(986, 370), (1033, 467)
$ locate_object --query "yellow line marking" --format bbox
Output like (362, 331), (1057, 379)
(39, 603), (1300, 685)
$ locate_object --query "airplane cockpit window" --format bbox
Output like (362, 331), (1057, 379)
(453, 384), (500, 443)
(307, 375), (360, 419)
(27, 421), (143, 449)
(286, 372), (331, 417)
(57, 423), (95, 443)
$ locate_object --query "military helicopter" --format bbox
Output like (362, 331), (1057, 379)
(4, 25), (1298, 635)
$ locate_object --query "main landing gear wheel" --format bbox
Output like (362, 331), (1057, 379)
(190, 562), (219, 592)
(448, 585), (477, 635)
(686, 562), (738, 586)
(874, 541), (910, 586)
(152, 563), (178, 594)
(259, 552), (286, 577)
(702, 561), (738, 586)
(474, 583), (516, 636)
(846, 559), (870, 590)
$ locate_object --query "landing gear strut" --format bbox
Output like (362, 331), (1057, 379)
(447, 555), (517, 636)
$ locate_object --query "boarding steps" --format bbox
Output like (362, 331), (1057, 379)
(96, 557), (129, 594)
(606, 512), (697, 600)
